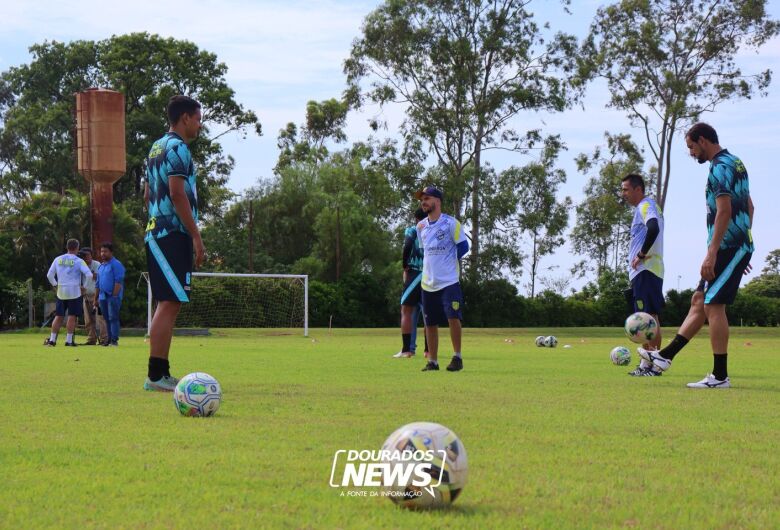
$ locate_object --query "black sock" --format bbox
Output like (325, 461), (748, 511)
(713, 354), (728, 381)
(424, 334), (429, 352)
(402, 333), (411, 352)
(660, 334), (689, 360)
(148, 356), (169, 381)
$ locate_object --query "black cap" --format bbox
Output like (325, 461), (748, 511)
(414, 186), (443, 200)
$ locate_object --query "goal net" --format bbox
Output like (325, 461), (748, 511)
(143, 272), (308, 336)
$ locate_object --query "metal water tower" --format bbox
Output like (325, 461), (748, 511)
(75, 88), (126, 248)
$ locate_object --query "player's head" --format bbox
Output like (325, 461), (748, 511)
(79, 247), (93, 263)
(620, 173), (645, 206)
(66, 239), (79, 253)
(100, 242), (114, 261)
(413, 207), (426, 221)
(685, 122), (719, 164)
(414, 186), (442, 214)
(167, 95), (202, 142)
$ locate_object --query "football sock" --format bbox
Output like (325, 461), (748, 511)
(713, 354), (728, 381)
(402, 333), (411, 352)
(66, 333), (74, 343)
(50, 332), (57, 342)
(453, 351), (462, 359)
(660, 334), (689, 360)
(424, 334), (429, 353)
(148, 356), (168, 381)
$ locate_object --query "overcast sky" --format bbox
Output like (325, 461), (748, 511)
(1, 0), (778, 294)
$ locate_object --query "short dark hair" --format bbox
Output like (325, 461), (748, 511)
(414, 207), (426, 221)
(621, 173), (645, 192)
(686, 122), (718, 144)
(167, 95), (201, 126)
(101, 242), (114, 252)
(66, 239), (79, 251)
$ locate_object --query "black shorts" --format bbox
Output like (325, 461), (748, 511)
(400, 270), (423, 307)
(697, 248), (752, 305)
(56, 296), (83, 317)
(422, 282), (463, 327)
(631, 270), (664, 315)
(146, 232), (193, 302)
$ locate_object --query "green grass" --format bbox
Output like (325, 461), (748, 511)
(1, 327), (778, 529)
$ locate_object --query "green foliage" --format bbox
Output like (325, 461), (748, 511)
(346, 0), (580, 276)
(582, 0), (780, 207)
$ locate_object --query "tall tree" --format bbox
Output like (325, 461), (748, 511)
(483, 135), (571, 295)
(345, 0), (579, 279)
(0, 33), (261, 217)
(582, 0), (779, 208)
(571, 133), (643, 276)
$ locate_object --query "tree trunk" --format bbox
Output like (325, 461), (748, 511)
(530, 232), (538, 298)
(335, 205), (341, 282)
(469, 127), (483, 280)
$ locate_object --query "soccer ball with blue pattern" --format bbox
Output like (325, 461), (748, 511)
(174, 372), (222, 417)
(544, 335), (557, 348)
(610, 346), (631, 366)
(624, 312), (658, 344)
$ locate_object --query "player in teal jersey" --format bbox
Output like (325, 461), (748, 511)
(394, 208), (428, 358)
(143, 95), (205, 392)
(639, 123), (754, 388)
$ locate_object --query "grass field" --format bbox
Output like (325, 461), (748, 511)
(1, 327), (778, 529)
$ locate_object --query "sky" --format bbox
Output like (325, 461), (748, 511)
(1, 0), (778, 294)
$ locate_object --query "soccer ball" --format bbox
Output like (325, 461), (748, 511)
(380, 421), (468, 510)
(544, 335), (558, 348)
(624, 312), (658, 344)
(173, 372), (222, 417)
(610, 346), (631, 366)
(535, 336), (546, 347)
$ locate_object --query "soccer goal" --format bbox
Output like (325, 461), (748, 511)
(143, 272), (308, 336)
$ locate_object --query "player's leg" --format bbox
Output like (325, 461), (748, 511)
(106, 296), (121, 345)
(63, 298), (82, 346)
(83, 295), (97, 344)
(421, 289), (444, 371)
(145, 233), (192, 391)
(396, 304), (415, 357)
(629, 273), (655, 374)
(688, 249), (750, 388)
(409, 302), (420, 353)
(441, 282), (464, 371)
(639, 288), (705, 372)
(46, 299), (66, 345)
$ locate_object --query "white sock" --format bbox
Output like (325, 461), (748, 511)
(454, 352), (462, 359)
(66, 333), (74, 343)
(50, 332), (57, 342)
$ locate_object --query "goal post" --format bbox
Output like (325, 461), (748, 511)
(143, 272), (308, 336)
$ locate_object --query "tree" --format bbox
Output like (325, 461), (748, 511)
(571, 133), (643, 276)
(482, 135), (571, 294)
(583, 0), (780, 208)
(0, 33), (261, 217)
(742, 249), (780, 298)
(345, 0), (580, 279)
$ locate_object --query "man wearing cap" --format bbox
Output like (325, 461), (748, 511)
(414, 186), (470, 372)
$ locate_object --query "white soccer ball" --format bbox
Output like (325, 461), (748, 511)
(544, 335), (558, 348)
(535, 335), (546, 347)
(610, 346), (631, 366)
(624, 312), (659, 344)
(173, 372), (222, 417)
(380, 421), (468, 510)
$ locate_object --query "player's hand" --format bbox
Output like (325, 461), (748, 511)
(194, 235), (206, 269)
(743, 262), (753, 276)
(403, 269), (409, 283)
(700, 251), (716, 281)
(630, 256), (641, 270)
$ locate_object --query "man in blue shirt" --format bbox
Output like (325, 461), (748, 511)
(640, 123), (754, 388)
(95, 242), (125, 347)
(394, 207), (428, 358)
(143, 95), (205, 392)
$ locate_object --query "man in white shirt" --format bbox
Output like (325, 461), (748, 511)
(78, 247), (107, 345)
(45, 238), (92, 347)
(414, 186), (470, 372)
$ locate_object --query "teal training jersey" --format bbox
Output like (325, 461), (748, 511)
(145, 132), (198, 242)
(706, 149), (753, 252)
(404, 226), (424, 272)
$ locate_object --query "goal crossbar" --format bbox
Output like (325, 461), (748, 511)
(144, 272), (308, 336)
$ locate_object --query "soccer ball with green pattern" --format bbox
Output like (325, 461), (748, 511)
(610, 346), (631, 366)
(380, 421), (468, 510)
(624, 312), (658, 344)
(174, 372), (222, 417)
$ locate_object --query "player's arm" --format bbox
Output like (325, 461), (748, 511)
(169, 176), (205, 268)
(402, 233), (415, 269)
(701, 196), (732, 281)
(111, 262), (125, 297)
(143, 179), (149, 208)
(748, 195), (754, 227)
(47, 261), (57, 287)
